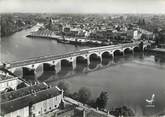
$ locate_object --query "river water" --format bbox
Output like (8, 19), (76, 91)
(1, 24), (165, 116)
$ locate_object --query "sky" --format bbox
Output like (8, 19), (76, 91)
(0, 0), (165, 14)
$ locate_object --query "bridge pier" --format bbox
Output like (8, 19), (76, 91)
(69, 56), (77, 70)
(110, 52), (115, 61)
(139, 41), (144, 51)
(99, 54), (102, 63)
(55, 61), (61, 73)
(72, 59), (77, 70)
(87, 57), (90, 65)
(122, 50), (125, 56)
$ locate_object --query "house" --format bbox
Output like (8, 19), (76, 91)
(0, 85), (64, 117)
(0, 71), (22, 92)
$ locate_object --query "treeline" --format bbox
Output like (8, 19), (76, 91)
(0, 14), (37, 37)
(57, 80), (135, 117)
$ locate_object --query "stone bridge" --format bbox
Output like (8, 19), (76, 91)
(4, 41), (151, 78)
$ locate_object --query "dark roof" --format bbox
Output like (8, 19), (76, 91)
(1, 83), (48, 102)
(0, 86), (61, 115)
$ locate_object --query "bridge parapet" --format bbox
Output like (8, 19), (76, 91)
(6, 50), (88, 69)
(124, 41), (145, 47)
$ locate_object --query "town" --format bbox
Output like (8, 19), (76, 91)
(27, 14), (155, 46)
(1, 12), (165, 117)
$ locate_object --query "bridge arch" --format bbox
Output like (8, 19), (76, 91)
(22, 67), (36, 81)
(89, 53), (101, 63)
(123, 47), (133, 54)
(133, 46), (140, 52)
(101, 51), (113, 59)
(76, 56), (87, 64)
(113, 49), (123, 56)
(43, 63), (55, 72)
(88, 62), (100, 71)
(61, 59), (73, 70)
(101, 51), (113, 66)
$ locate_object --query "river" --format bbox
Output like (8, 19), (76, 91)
(1, 24), (165, 116)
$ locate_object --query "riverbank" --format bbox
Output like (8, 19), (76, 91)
(148, 48), (165, 54)
(1, 24), (35, 37)
(26, 30), (112, 47)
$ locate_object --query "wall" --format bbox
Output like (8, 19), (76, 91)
(0, 78), (22, 92)
(4, 106), (29, 117)
(31, 94), (63, 117)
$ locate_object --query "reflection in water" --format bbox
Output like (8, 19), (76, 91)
(20, 53), (165, 116)
(89, 61), (99, 70)
(58, 67), (72, 77)
(38, 71), (55, 82)
(23, 52), (165, 84)
(102, 59), (110, 66)
(155, 54), (165, 64)
(36, 52), (165, 116)
(23, 52), (151, 84)
(75, 63), (87, 73)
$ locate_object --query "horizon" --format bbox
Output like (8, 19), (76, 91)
(0, 0), (165, 14)
(1, 12), (165, 15)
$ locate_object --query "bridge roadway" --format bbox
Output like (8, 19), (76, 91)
(5, 42), (148, 69)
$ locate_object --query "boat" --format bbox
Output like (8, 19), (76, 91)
(74, 38), (87, 45)
(57, 36), (70, 44)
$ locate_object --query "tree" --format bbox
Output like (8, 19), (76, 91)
(88, 99), (96, 108)
(78, 87), (91, 104)
(110, 106), (135, 117)
(70, 92), (79, 101)
(57, 80), (70, 95)
(95, 91), (108, 109)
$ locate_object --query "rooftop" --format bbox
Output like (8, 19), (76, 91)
(0, 85), (61, 115)
(1, 83), (49, 102)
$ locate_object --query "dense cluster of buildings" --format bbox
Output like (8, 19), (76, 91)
(43, 15), (154, 44)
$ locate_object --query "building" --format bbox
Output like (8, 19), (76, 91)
(133, 30), (142, 40)
(31, 92), (63, 116)
(0, 85), (64, 117)
(0, 71), (22, 92)
(36, 96), (114, 117)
